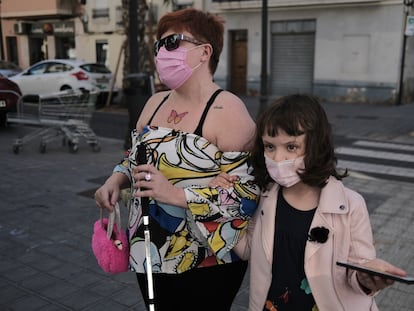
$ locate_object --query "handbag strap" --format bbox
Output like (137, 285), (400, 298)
(100, 202), (122, 239)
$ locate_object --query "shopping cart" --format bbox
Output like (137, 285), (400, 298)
(7, 89), (101, 154)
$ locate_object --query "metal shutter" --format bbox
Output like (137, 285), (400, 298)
(270, 33), (315, 96)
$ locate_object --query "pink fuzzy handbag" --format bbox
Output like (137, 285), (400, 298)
(92, 203), (129, 274)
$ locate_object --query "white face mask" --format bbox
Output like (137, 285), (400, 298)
(264, 155), (305, 187)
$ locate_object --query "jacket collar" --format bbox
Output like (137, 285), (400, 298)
(318, 176), (349, 215)
(261, 176), (349, 215)
(260, 177), (349, 263)
(305, 176), (349, 261)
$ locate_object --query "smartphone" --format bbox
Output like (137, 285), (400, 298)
(336, 261), (414, 284)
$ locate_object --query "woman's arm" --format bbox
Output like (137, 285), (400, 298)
(132, 151), (260, 259)
(183, 151), (260, 258)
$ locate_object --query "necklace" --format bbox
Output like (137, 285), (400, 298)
(167, 109), (188, 124)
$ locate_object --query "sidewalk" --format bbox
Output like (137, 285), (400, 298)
(1, 97), (414, 310)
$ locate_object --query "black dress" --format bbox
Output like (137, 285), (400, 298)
(264, 189), (317, 311)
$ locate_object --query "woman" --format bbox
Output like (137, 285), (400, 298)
(230, 94), (406, 310)
(95, 8), (259, 311)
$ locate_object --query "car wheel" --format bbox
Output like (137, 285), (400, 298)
(60, 85), (72, 91)
(90, 142), (101, 152)
(12, 144), (20, 154)
(39, 142), (47, 153)
(68, 141), (79, 153)
(0, 113), (6, 127)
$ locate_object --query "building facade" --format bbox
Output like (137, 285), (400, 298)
(1, 1), (81, 69)
(208, 0), (414, 104)
(1, 0), (413, 104)
(0, 0), (128, 89)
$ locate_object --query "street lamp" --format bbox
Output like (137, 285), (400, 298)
(397, 0), (414, 105)
(129, 0), (139, 74)
(0, 0), (4, 59)
(259, 0), (268, 112)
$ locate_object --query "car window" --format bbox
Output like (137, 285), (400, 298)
(80, 63), (111, 74)
(46, 63), (73, 73)
(27, 63), (49, 75)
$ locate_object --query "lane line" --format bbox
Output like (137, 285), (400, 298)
(353, 140), (414, 152)
(335, 147), (414, 163)
(337, 160), (414, 178)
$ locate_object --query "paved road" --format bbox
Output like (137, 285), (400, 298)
(1, 97), (414, 310)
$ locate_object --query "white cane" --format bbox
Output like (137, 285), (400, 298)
(143, 215), (155, 311)
(137, 143), (156, 311)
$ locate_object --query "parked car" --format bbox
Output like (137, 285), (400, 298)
(10, 59), (117, 107)
(0, 60), (23, 77)
(0, 76), (22, 127)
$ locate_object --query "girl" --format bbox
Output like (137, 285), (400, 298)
(225, 94), (406, 310)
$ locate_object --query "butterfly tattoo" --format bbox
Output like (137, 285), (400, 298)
(167, 109), (188, 124)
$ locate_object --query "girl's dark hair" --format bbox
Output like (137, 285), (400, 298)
(251, 94), (348, 190)
(156, 8), (224, 74)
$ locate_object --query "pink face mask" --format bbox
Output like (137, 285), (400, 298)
(155, 46), (202, 90)
(264, 155), (305, 187)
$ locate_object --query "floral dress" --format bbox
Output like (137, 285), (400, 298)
(116, 125), (259, 274)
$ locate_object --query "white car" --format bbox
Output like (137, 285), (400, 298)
(10, 59), (116, 105)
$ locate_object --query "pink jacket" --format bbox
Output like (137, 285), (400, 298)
(235, 177), (379, 311)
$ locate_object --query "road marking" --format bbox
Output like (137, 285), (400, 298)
(337, 160), (414, 179)
(352, 140), (414, 152)
(335, 140), (414, 181)
(335, 147), (414, 163)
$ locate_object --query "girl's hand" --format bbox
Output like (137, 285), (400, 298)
(356, 258), (407, 293)
(209, 172), (238, 189)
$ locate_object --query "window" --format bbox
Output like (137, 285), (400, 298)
(46, 62), (73, 73)
(80, 63), (111, 74)
(271, 20), (316, 34)
(92, 0), (109, 19)
(27, 63), (49, 75)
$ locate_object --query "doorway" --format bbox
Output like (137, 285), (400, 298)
(96, 40), (108, 65)
(6, 36), (18, 65)
(229, 30), (247, 95)
(55, 36), (75, 59)
(270, 20), (316, 96)
(29, 37), (45, 65)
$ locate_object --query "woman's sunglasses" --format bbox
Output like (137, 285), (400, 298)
(153, 33), (204, 56)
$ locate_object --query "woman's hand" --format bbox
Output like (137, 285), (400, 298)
(356, 258), (407, 294)
(208, 172), (238, 189)
(95, 178), (122, 212)
(133, 164), (187, 208)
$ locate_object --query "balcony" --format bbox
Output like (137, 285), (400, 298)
(1, 0), (79, 20)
